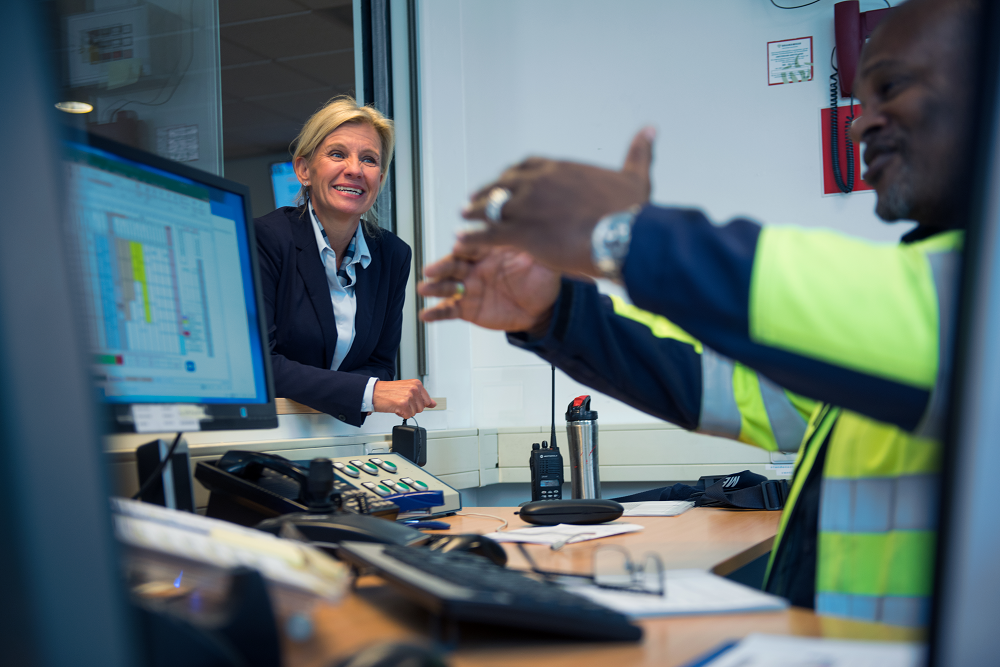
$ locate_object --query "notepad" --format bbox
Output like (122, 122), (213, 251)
(567, 569), (788, 618)
(621, 500), (695, 516)
(683, 633), (924, 667)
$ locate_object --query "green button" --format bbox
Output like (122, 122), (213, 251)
(396, 482), (411, 492)
(345, 465), (358, 473)
(377, 484), (391, 493)
(412, 480), (429, 491)
(382, 461), (397, 473)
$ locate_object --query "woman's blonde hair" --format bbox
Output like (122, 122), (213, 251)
(291, 96), (395, 234)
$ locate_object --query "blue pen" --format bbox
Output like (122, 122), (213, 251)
(403, 520), (451, 530)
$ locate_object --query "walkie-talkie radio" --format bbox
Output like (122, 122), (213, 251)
(530, 441), (564, 501)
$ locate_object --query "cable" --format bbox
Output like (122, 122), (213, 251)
(454, 512), (508, 531)
(770, 0), (822, 8)
(771, 0), (890, 9)
(829, 48), (856, 193)
(132, 432), (184, 501)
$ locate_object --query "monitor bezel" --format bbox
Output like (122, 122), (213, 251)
(65, 131), (278, 432)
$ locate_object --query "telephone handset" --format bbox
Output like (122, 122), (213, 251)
(830, 0), (892, 193)
(195, 450), (401, 527)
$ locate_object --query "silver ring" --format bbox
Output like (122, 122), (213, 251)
(484, 187), (512, 223)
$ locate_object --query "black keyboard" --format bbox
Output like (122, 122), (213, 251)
(335, 541), (642, 642)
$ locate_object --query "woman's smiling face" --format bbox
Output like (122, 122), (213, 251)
(295, 121), (384, 226)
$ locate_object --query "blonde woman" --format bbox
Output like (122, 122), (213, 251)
(255, 96), (434, 424)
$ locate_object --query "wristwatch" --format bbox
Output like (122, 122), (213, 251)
(591, 205), (640, 283)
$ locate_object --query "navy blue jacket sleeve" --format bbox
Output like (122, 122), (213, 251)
(508, 278), (702, 429)
(622, 205), (930, 431)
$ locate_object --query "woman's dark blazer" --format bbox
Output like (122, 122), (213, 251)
(254, 206), (412, 426)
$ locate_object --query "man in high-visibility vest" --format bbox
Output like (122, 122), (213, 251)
(418, 0), (979, 626)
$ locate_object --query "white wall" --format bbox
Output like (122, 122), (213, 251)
(415, 0), (906, 433)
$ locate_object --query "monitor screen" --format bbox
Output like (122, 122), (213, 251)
(270, 160), (301, 209)
(63, 134), (277, 432)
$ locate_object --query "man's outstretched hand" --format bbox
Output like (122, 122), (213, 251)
(418, 245), (561, 336)
(456, 127), (655, 276)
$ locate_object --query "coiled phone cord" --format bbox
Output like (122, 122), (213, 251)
(830, 49), (856, 194)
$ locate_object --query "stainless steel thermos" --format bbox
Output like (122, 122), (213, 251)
(565, 395), (600, 499)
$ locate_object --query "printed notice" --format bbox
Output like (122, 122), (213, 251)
(768, 37), (813, 85)
(132, 404), (204, 432)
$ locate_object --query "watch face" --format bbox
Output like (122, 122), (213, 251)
(605, 213), (634, 252)
(592, 209), (636, 283)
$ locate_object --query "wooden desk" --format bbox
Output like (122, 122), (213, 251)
(287, 507), (922, 667)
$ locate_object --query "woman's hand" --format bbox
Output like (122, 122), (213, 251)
(372, 379), (437, 419)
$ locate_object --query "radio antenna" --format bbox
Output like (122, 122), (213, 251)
(550, 364), (557, 449)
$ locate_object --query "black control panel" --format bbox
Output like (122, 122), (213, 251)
(529, 441), (564, 501)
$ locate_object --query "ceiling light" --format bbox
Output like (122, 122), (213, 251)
(55, 101), (93, 114)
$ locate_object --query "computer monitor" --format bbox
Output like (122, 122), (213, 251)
(270, 160), (301, 209)
(928, 1), (1000, 664)
(63, 133), (278, 432)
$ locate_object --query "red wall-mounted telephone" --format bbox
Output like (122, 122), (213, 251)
(834, 1), (892, 98)
(828, 1), (892, 194)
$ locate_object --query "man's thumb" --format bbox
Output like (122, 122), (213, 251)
(622, 126), (655, 197)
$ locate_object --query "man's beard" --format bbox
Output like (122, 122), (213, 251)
(874, 160), (915, 222)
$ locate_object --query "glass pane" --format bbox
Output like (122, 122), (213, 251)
(52, 0), (224, 176)
(217, 0), (355, 219)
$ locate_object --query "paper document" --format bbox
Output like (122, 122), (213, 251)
(690, 633), (924, 667)
(621, 500), (695, 517)
(483, 522), (644, 546)
(569, 569), (787, 618)
(111, 498), (349, 601)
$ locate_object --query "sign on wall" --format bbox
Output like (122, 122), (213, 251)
(768, 37), (813, 85)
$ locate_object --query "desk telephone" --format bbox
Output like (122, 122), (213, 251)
(196, 451), (401, 525)
(197, 451), (434, 548)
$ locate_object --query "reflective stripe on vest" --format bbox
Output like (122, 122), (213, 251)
(914, 248), (960, 440)
(816, 592), (931, 628)
(608, 296), (813, 451)
(758, 374), (809, 453)
(815, 410), (941, 627)
(703, 352), (811, 452)
(698, 347), (741, 439)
